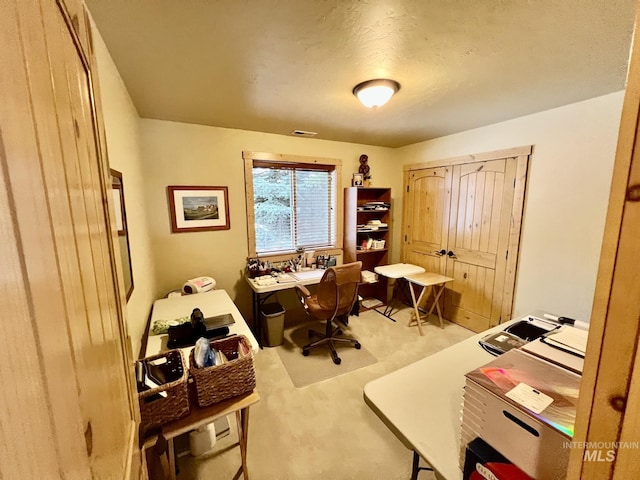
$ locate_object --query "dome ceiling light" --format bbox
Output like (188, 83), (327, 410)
(352, 79), (401, 108)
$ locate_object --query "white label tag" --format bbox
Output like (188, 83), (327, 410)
(505, 382), (553, 414)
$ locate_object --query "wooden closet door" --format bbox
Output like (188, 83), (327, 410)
(0, 1), (136, 478)
(443, 159), (516, 331)
(402, 148), (529, 332)
(402, 166), (452, 274)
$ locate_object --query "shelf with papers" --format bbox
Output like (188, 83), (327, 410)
(344, 187), (391, 304)
(356, 248), (388, 255)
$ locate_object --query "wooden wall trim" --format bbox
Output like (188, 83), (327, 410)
(499, 154), (530, 326)
(403, 145), (533, 171)
(243, 155), (258, 257)
(567, 1), (640, 477)
(243, 150), (343, 166)
(243, 151), (343, 258)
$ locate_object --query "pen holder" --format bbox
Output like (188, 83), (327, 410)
(247, 264), (260, 278)
(137, 349), (190, 436)
(189, 335), (256, 407)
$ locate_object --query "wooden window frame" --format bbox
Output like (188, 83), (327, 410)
(243, 151), (344, 259)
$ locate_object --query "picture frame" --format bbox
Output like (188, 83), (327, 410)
(111, 182), (125, 235)
(167, 185), (230, 233)
(111, 169), (134, 300)
(352, 173), (364, 187)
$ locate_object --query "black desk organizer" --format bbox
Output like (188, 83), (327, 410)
(479, 320), (553, 356)
(167, 309), (234, 349)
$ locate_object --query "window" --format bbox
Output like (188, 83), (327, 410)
(243, 152), (343, 257)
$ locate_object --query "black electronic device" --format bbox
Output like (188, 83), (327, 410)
(478, 331), (527, 356)
(504, 320), (554, 342)
(167, 322), (194, 348)
(479, 316), (561, 356)
(136, 351), (184, 402)
(167, 310), (235, 348)
(204, 313), (235, 330)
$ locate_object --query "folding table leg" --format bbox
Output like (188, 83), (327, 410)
(407, 282), (428, 336)
(236, 407), (251, 479)
(411, 451), (433, 480)
(425, 283), (446, 328)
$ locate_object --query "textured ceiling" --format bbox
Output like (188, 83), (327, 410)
(87, 0), (636, 148)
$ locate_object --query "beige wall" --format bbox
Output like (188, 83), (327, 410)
(93, 26), (157, 357)
(139, 119), (401, 320)
(396, 92), (624, 322)
(94, 18), (623, 335)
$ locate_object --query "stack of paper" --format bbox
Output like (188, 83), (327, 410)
(277, 273), (296, 283)
(522, 326), (588, 374)
(361, 270), (377, 283)
(361, 298), (383, 309)
(542, 327), (588, 357)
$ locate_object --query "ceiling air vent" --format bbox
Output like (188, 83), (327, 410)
(290, 130), (318, 138)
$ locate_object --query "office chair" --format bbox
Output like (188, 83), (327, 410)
(295, 261), (362, 365)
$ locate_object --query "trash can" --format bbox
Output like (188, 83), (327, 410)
(261, 302), (285, 347)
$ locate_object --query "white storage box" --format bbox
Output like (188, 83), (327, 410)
(460, 349), (580, 480)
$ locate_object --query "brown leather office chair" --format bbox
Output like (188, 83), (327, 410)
(295, 261), (362, 365)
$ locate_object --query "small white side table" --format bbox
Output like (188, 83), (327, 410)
(373, 263), (426, 320)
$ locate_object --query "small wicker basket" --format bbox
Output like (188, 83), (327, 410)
(371, 239), (386, 250)
(189, 335), (256, 407)
(138, 349), (190, 435)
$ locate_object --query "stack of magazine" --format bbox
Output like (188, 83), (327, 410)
(361, 270), (377, 283)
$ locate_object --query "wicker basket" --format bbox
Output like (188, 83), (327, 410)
(138, 349), (190, 435)
(189, 335), (256, 407)
(371, 239), (386, 250)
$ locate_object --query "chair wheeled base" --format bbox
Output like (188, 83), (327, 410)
(302, 315), (361, 365)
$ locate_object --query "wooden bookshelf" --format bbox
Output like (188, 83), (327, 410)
(344, 187), (391, 304)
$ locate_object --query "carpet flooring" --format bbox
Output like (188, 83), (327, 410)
(176, 306), (474, 480)
(276, 320), (378, 387)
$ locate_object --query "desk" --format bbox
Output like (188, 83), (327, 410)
(405, 272), (454, 335)
(245, 270), (325, 346)
(364, 318), (519, 480)
(145, 290), (260, 479)
(147, 289), (260, 357)
(373, 263), (425, 320)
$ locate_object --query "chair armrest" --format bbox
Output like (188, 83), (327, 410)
(294, 284), (311, 312)
(295, 284), (311, 297)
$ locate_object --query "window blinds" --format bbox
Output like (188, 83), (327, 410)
(253, 165), (336, 255)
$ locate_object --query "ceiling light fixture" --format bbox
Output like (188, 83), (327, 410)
(352, 79), (401, 108)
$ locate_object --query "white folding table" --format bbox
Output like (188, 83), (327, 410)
(364, 318), (520, 480)
(373, 263), (425, 320)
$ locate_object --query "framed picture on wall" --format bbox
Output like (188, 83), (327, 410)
(111, 182), (125, 235)
(167, 185), (230, 233)
(352, 173), (364, 187)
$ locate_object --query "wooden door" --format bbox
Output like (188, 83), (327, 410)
(443, 159), (515, 331)
(0, 1), (137, 478)
(403, 166), (452, 274)
(567, 1), (640, 476)
(402, 148), (529, 332)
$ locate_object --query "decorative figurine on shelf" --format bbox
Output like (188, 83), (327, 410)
(358, 154), (371, 186)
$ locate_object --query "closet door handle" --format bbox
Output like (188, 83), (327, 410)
(84, 420), (93, 456)
(447, 250), (457, 259)
(435, 249), (446, 256)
